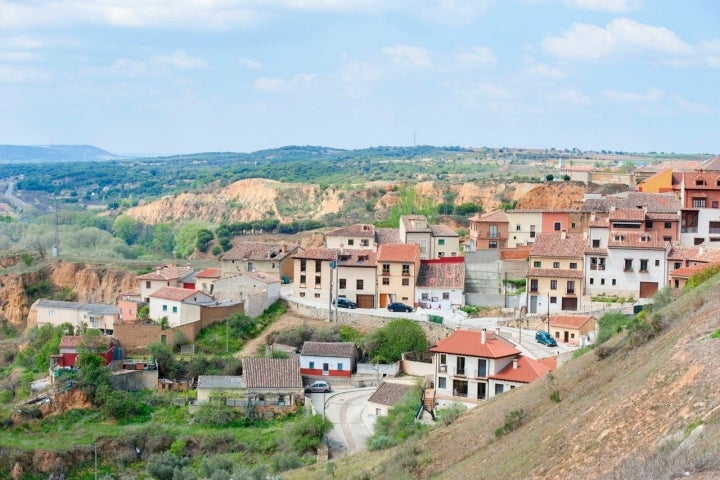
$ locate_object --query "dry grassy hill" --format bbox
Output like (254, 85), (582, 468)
(286, 278), (720, 480)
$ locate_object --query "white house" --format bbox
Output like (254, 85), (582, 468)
(136, 264), (195, 303)
(148, 287), (216, 327)
(300, 342), (358, 378)
(415, 258), (465, 311)
(211, 271), (281, 318)
(33, 300), (118, 333)
(429, 329), (553, 409)
(367, 381), (414, 417)
(325, 224), (376, 250)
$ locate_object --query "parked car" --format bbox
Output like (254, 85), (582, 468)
(535, 330), (558, 347)
(387, 302), (413, 312)
(304, 381), (332, 393)
(333, 297), (357, 309)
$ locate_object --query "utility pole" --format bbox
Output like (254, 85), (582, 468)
(328, 257), (334, 322)
(334, 245), (343, 323)
(226, 316), (229, 353)
(94, 443), (98, 480)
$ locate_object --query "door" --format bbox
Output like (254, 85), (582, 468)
(529, 295), (538, 314)
(356, 294), (374, 309)
(561, 297), (578, 311)
(639, 282), (658, 298)
(322, 363), (329, 375)
(379, 294), (389, 308)
(564, 331), (569, 343)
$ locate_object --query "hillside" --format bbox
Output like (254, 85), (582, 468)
(0, 145), (119, 163)
(286, 280), (720, 479)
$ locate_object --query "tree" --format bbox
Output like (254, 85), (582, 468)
(174, 223), (204, 258)
(195, 228), (215, 253)
(149, 342), (177, 378)
(545, 174), (554, 182)
(112, 215), (143, 245)
(364, 319), (428, 363)
(151, 223), (175, 253)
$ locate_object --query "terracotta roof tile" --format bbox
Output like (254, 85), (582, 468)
(325, 224), (375, 238)
(491, 356), (553, 383)
(417, 261), (465, 288)
(195, 268), (221, 278)
(609, 209), (646, 221)
(549, 315), (595, 329)
(607, 232), (666, 249)
(242, 357), (302, 389)
(301, 341), (357, 358)
(530, 232), (585, 258)
(149, 286), (199, 301)
(668, 246), (700, 261)
(136, 264), (194, 281)
(368, 382), (414, 407)
(401, 215), (431, 232)
(377, 244), (420, 263)
(60, 336), (83, 348)
(222, 242), (298, 261)
(375, 228), (401, 245)
(292, 248), (337, 261)
(470, 210), (508, 223)
(527, 268), (584, 279)
(430, 330), (519, 358)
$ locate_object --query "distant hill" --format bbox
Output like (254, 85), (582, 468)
(0, 145), (120, 163)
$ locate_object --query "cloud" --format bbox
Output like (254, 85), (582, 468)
(381, 44), (432, 68)
(603, 87), (665, 102)
(0, 64), (49, 83)
(417, 0), (494, 26)
(111, 50), (207, 77)
(547, 88), (591, 105)
(563, 0), (643, 12)
(254, 73), (316, 92)
(523, 61), (565, 79)
(154, 50), (207, 69)
(541, 18), (694, 60)
(240, 58), (264, 70)
(452, 47), (496, 67)
(0, 51), (39, 61)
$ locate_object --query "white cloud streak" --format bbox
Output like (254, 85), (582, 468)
(563, 0), (643, 12)
(381, 44), (432, 68)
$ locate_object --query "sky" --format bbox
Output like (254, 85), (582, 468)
(0, 0), (718, 156)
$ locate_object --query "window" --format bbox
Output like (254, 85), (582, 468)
(382, 278), (389, 285)
(300, 260), (306, 272)
(571, 222), (576, 229)
(438, 252), (445, 258)
(533, 261), (541, 268)
(309, 361), (315, 369)
(421, 293), (429, 300)
(516, 224), (521, 231)
(591, 257), (605, 270)
(145, 281), (151, 289)
(299, 292), (305, 297)
(693, 198), (706, 208)
(478, 359), (487, 377)
(553, 261), (560, 269)
(592, 239), (600, 248)
(665, 222), (672, 229)
(612, 279), (616, 286)
(438, 377), (446, 389)
(655, 259), (660, 267)
(440, 354), (446, 365)
(640, 259), (649, 272)
(172, 306), (177, 313)
(530, 279), (538, 292)
(674, 262), (682, 269)
(714, 201), (720, 209)
(530, 225), (536, 238)
(495, 384), (504, 395)
(601, 279), (605, 285)
(550, 296), (557, 304)
(567, 280), (575, 294)
(456, 357), (465, 375)
(489, 225), (498, 238)
(361, 239), (369, 247)
(402, 278), (409, 286)
(489, 241), (498, 248)
(402, 264), (410, 275)
(438, 239), (445, 245)
(356, 279), (364, 290)
(339, 279), (346, 289)
(663, 236), (672, 242)
(162, 305), (167, 312)
(247, 262), (253, 272)
(695, 179), (706, 186)
(300, 275), (306, 285)
(315, 261), (322, 273)
(347, 239), (354, 245)
(590, 278), (594, 285)
(338, 363), (344, 371)
(314, 293), (320, 298)
(554, 222), (561, 231)
(569, 262), (578, 269)
(420, 240), (427, 254)
(550, 280), (558, 290)
(442, 292), (450, 300)
(624, 259), (633, 272)
(382, 263), (390, 274)
(645, 221), (654, 229)
(315, 275), (321, 285)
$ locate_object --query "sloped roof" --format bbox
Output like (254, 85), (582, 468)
(417, 261), (465, 288)
(195, 268), (221, 278)
(668, 246), (700, 261)
(222, 242), (298, 262)
(136, 264), (194, 281)
(527, 268), (584, 279)
(377, 243), (420, 263)
(325, 224), (375, 238)
(375, 228), (401, 245)
(470, 210), (508, 223)
(698, 156), (720, 172)
(609, 209), (645, 221)
(367, 382), (414, 407)
(242, 357), (302, 389)
(337, 249), (378, 267)
(581, 192), (680, 214)
(401, 215), (431, 232)
(530, 232), (585, 258)
(197, 375), (246, 390)
(430, 330), (519, 358)
(550, 315), (595, 330)
(59, 336), (83, 348)
(491, 355), (553, 384)
(301, 341), (357, 358)
(430, 224), (459, 237)
(149, 286), (206, 302)
(34, 300), (118, 316)
(243, 271), (282, 284)
(292, 248), (336, 261)
(607, 232), (666, 249)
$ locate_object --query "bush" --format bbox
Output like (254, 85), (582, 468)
(200, 455), (234, 479)
(146, 452), (192, 480)
(436, 402), (466, 426)
(369, 392), (425, 450)
(287, 414), (333, 453)
(271, 451), (304, 472)
(193, 404), (242, 427)
(495, 409), (527, 437)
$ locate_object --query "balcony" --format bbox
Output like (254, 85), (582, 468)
(566, 289), (576, 295)
(439, 364), (447, 373)
(681, 227), (698, 233)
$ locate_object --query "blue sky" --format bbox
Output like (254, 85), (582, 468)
(0, 0), (718, 155)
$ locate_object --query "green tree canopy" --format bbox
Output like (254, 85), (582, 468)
(364, 319), (428, 363)
(112, 215), (144, 245)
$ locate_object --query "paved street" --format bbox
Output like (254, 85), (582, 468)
(306, 387), (375, 458)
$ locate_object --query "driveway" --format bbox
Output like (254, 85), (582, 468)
(306, 387), (375, 458)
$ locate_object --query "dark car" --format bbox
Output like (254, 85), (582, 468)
(304, 381), (332, 393)
(334, 297), (357, 309)
(535, 330), (558, 347)
(387, 302), (413, 312)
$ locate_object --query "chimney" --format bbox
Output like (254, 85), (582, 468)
(561, 230), (567, 240)
(513, 358), (519, 369)
(480, 328), (487, 344)
(280, 244), (287, 253)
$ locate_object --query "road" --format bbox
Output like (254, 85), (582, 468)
(2, 180), (31, 211)
(307, 387), (375, 458)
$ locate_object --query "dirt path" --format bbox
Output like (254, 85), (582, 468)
(236, 311), (329, 357)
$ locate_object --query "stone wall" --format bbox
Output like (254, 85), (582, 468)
(287, 301), (453, 344)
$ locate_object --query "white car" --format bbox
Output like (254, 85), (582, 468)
(304, 381), (332, 393)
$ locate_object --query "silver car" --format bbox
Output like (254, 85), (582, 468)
(304, 381), (332, 393)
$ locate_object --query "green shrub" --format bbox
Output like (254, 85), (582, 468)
(193, 404), (242, 427)
(368, 392), (426, 450)
(287, 413), (333, 453)
(146, 452), (192, 480)
(271, 451), (304, 472)
(495, 409), (527, 437)
(436, 402), (466, 426)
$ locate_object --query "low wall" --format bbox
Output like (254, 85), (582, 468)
(402, 359), (434, 377)
(287, 301), (453, 344)
(356, 362), (399, 377)
(109, 369), (158, 391)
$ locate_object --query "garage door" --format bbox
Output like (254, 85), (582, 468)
(639, 282), (658, 298)
(356, 294), (375, 309)
(561, 297), (578, 311)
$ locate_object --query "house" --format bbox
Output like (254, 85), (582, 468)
(399, 215), (459, 259)
(416, 257), (465, 310)
(220, 242), (298, 281)
(467, 210), (509, 251)
(377, 243), (421, 308)
(116, 292), (145, 325)
(33, 300), (118, 334)
(136, 264), (195, 303)
(367, 381), (415, 416)
(196, 375), (247, 405)
(325, 224), (375, 250)
(526, 231), (585, 314)
(429, 224), (460, 258)
(50, 335), (119, 383)
(300, 341), (358, 378)
(148, 287), (217, 327)
(549, 314), (596, 346)
(429, 329), (552, 408)
(211, 271), (282, 318)
(242, 357), (304, 413)
(195, 268), (221, 295)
